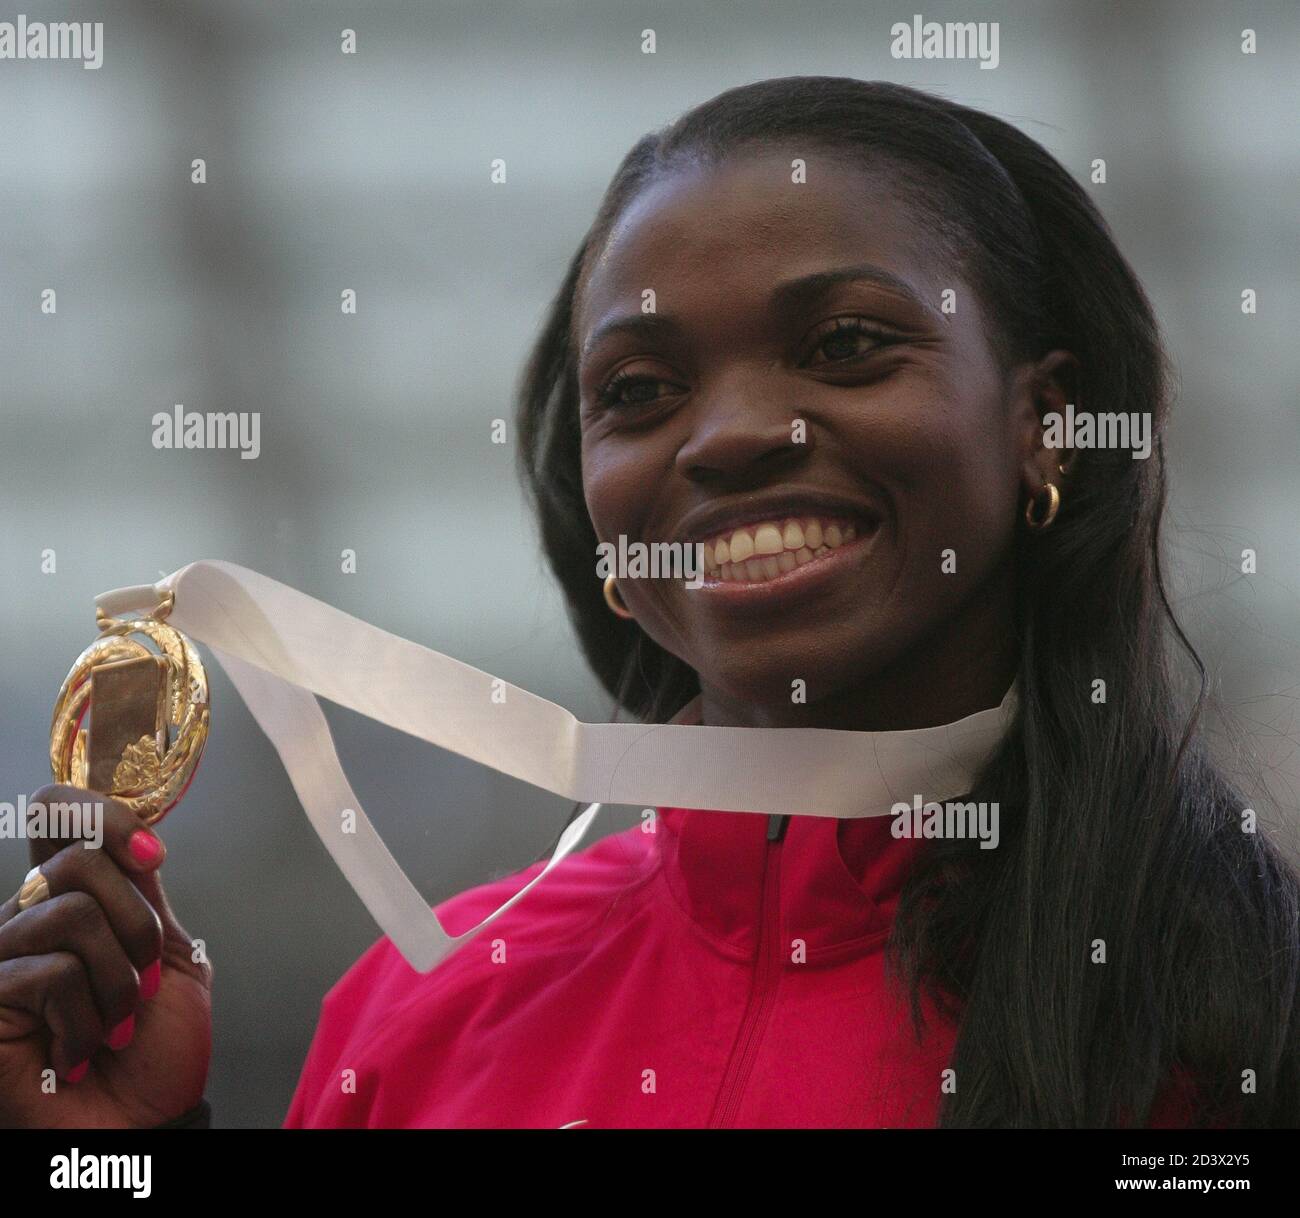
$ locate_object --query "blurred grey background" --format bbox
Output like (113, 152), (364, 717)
(1, 0), (1297, 1126)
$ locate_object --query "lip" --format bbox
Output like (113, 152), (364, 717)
(688, 518), (883, 612)
(672, 488), (886, 548)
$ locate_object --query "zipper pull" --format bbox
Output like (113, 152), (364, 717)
(765, 813), (789, 842)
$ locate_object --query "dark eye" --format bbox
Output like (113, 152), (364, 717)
(594, 369), (677, 409)
(804, 318), (894, 367)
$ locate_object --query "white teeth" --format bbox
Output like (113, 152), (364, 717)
(729, 530), (755, 563)
(753, 523), (784, 556)
(692, 512), (875, 584)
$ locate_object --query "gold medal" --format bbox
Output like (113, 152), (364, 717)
(49, 590), (209, 825)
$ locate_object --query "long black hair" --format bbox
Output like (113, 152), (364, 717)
(514, 77), (1299, 1128)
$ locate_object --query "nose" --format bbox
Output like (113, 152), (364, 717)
(674, 367), (808, 488)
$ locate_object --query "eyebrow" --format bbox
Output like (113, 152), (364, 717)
(579, 262), (937, 360)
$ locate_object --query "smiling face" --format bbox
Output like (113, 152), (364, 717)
(574, 150), (1063, 729)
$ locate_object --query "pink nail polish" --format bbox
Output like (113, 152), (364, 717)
(65, 1060), (90, 1084)
(107, 1014), (135, 1051)
(139, 958), (162, 1000)
(128, 830), (162, 864)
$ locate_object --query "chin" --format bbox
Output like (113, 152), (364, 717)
(693, 646), (886, 714)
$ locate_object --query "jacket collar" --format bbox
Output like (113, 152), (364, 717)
(655, 802), (926, 962)
(649, 688), (1012, 961)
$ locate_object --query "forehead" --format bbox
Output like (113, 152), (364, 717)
(577, 151), (949, 342)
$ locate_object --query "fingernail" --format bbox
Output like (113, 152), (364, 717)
(128, 830), (162, 865)
(139, 958), (162, 1000)
(107, 1014), (135, 1051)
(65, 1060), (90, 1084)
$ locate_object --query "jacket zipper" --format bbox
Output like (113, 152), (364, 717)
(708, 813), (788, 1128)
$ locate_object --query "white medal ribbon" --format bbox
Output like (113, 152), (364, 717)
(95, 560), (1018, 972)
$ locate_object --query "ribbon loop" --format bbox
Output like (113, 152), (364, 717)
(94, 560), (1017, 972)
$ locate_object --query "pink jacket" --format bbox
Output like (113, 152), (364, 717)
(283, 804), (1195, 1128)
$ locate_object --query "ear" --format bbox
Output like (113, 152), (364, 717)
(1010, 349), (1080, 501)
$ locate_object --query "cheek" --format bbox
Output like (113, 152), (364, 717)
(580, 433), (625, 542)
(580, 431), (665, 543)
(849, 382), (1018, 580)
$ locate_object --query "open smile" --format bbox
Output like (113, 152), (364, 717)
(689, 513), (883, 608)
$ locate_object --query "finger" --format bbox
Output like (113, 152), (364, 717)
(0, 842), (163, 973)
(127, 868), (210, 996)
(0, 951), (107, 1079)
(0, 893), (142, 1037)
(25, 784), (166, 875)
(130, 865), (196, 953)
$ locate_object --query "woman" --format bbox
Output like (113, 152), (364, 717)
(2, 78), (1296, 1129)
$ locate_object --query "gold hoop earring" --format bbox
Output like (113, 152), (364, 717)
(603, 574), (634, 620)
(1024, 482), (1061, 532)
